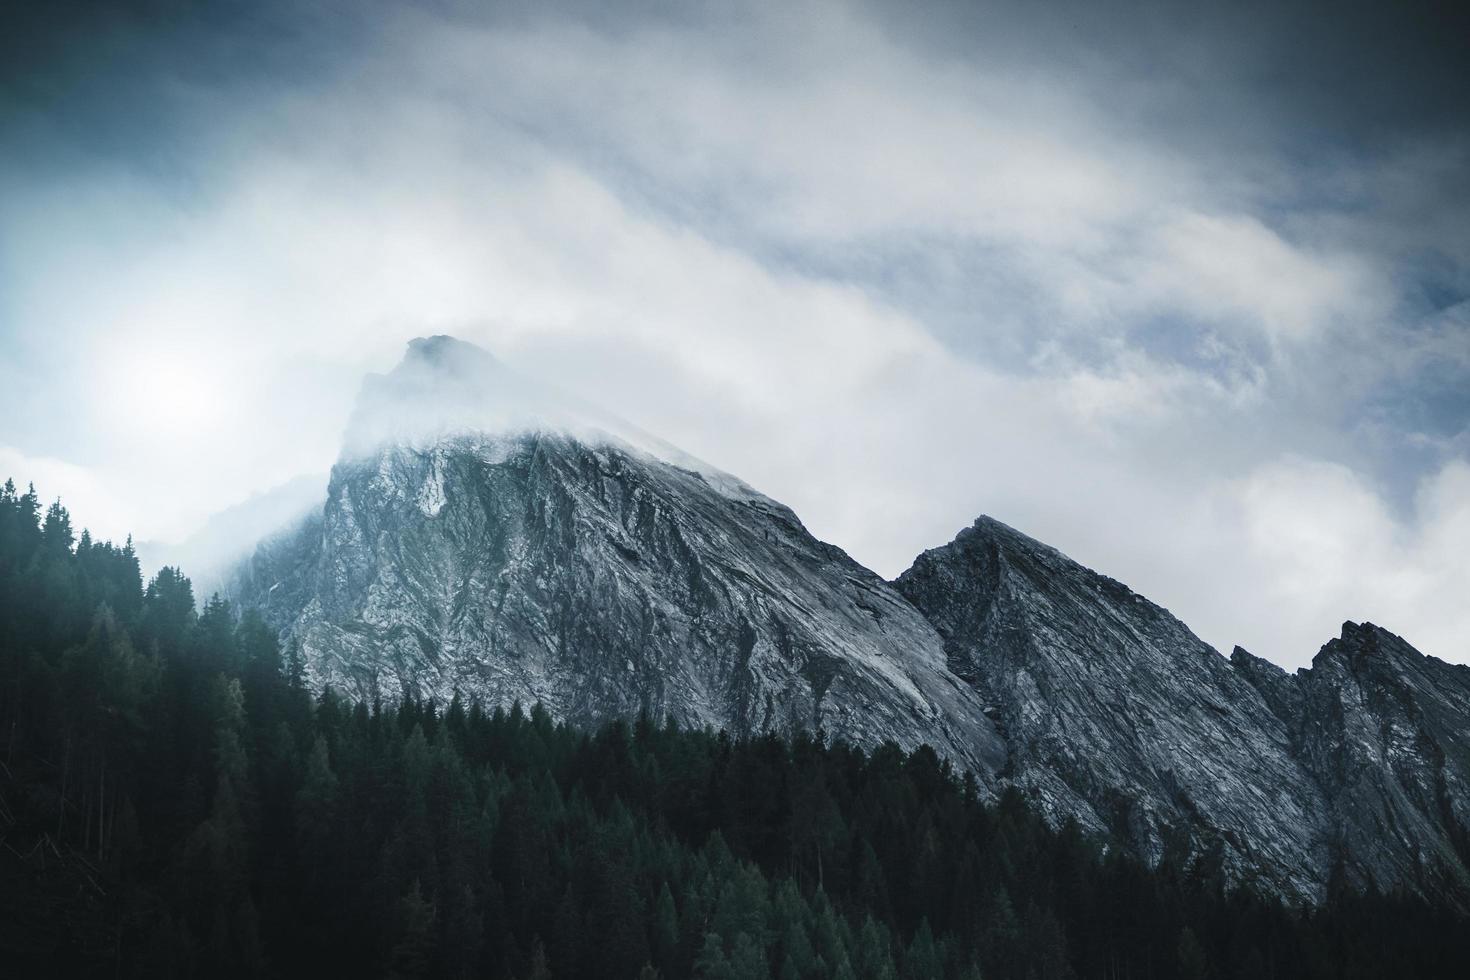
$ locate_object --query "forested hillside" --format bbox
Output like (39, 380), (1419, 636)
(2, 478), (1468, 979)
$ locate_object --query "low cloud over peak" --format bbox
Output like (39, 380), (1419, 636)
(1, 0), (1466, 667)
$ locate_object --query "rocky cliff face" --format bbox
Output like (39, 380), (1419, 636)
(1234, 624), (1470, 899)
(231, 336), (1470, 907)
(896, 517), (1470, 905)
(893, 517), (1332, 901)
(230, 337), (1006, 778)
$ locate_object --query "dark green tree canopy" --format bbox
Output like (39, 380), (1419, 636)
(2, 480), (1469, 979)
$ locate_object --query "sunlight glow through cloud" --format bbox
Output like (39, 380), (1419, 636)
(1, 0), (1466, 668)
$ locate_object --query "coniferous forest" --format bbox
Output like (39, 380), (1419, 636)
(3, 479), (1469, 979)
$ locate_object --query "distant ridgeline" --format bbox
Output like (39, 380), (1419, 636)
(3, 479), (1470, 978)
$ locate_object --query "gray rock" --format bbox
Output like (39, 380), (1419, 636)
(1240, 622), (1470, 900)
(229, 335), (1470, 907)
(894, 516), (1332, 902)
(229, 338), (1007, 779)
(1229, 646), (1305, 724)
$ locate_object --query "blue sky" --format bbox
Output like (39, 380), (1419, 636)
(2, 0), (1468, 667)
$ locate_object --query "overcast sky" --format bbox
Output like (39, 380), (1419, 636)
(3, 0), (1468, 668)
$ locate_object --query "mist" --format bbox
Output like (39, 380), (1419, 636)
(2, 0), (1467, 667)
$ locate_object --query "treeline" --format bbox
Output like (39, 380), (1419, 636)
(2, 479), (1468, 979)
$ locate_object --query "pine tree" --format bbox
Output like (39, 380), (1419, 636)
(695, 932), (733, 980)
(387, 880), (437, 979)
(903, 919), (942, 980)
(729, 931), (771, 980)
(653, 881), (681, 977)
(1177, 926), (1210, 980)
(41, 498), (74, 553)
(141, 565), (195, 657)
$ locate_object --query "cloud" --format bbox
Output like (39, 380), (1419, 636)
(408, 3), (1386, 362)
(0, 0), (1465, 666)
(0, 446), (136, 545)
(1225, 458), (1470, 665)
(1129, 212), (1384, 345)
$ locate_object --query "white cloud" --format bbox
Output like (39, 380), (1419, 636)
(1220, 458), (1470, 665)
(396, 4), (1387, 359)
(0, 0), (1463, 668)
(1128, 212), (1385, 345)
(0, 447), (136, 545)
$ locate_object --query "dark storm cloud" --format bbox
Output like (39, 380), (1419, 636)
(869, 0), (1470, 136)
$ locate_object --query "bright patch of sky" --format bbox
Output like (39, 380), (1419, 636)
(2, 0), (1467, 667)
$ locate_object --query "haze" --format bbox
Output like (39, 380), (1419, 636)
(2, 0), (1467, 668)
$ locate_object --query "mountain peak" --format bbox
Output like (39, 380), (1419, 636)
(343, 335), (766, 504)
(964, 514), (1050, 550)
(1340, 619), (1391, 642)
(913, 514), (1057, 568)
(897, 513), (1331, 901)
(969, 513), (1016, 534)
(342, 335), (550, 457)
(1312, 620), (1421, 670)
(407, 332), (480, 354)
(403, 334), (502, 371)
(230, 341), (1008, 778)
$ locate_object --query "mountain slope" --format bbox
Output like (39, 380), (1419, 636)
(893, 516), (1332, 901)
(230, 338), (1006, 777)
(1234, 624), (1470, 899)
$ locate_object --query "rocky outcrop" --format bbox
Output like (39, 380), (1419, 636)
(1236, 623), (1470, 899)
(893, 516), (1332, 902)
(895, 518), (1470, 905)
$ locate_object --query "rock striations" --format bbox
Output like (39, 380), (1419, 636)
(230, 337), (1006, 779)
(231, 335), (1470, 907)
(1233, 625), (1470, 900)
(893, 517), (1332, 901)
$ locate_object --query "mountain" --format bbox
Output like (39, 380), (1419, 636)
(1233, 624), (1470, 898)
(896, 517), (1470, 904)
(893, 517), (1331, 900)
(228, 335), (1470, 906)
(228, 336), (1007, 778)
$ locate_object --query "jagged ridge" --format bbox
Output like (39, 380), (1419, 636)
(894, 516), (1331, 902)
(896, 517), (1470, 905)
(1234, 623), (1470, 899)
(229, 337), (1470, 907)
